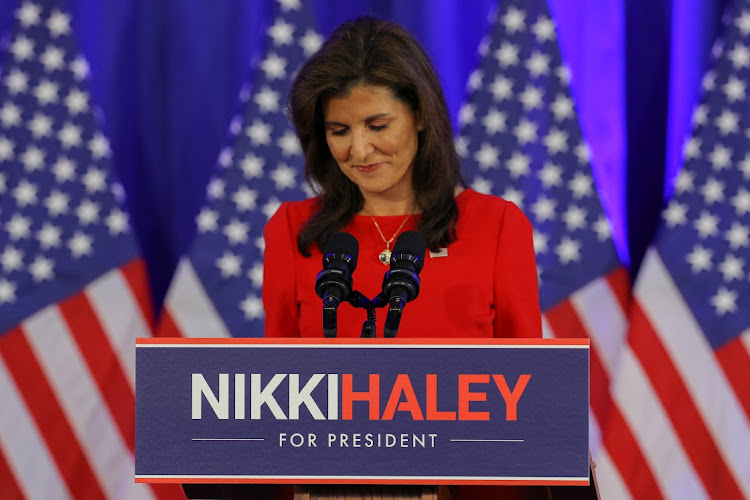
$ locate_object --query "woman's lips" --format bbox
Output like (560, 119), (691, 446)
(356, 163), (382, 173)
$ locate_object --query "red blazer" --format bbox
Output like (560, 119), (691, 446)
(263, 189), (541, 339)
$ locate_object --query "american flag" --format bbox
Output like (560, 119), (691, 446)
(605, 1), (750, 498)
(456, 0), (634, 497)
(0, 1), (183, 499)
(158, 0), (322, 338)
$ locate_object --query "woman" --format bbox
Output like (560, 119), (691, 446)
(263, 16), (541, 341)
(262, 17), (551, 499)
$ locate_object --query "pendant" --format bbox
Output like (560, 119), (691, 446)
(379, 248), (391, 265)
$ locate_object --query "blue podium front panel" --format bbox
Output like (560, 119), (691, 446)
(135, 338), (589, 485)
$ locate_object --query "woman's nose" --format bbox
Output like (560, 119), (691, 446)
(350, 130), (373, 162)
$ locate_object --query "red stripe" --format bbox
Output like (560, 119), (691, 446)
(605, 267), (631, 313)
(0, 449), (25, 500)
(0, 327), (107, 499)
(121, 258), (156, 332)
(58, 292), (136, 453)
(544, 299), (663, 498)
(714, 335), (750, 428)
(599, 400), (664, 499)
(629, 302), (743, 499)
(545, 299), (611, 412)
(156, 309), (185, 338)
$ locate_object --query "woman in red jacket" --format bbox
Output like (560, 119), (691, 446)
(263, 16), (541, 342)
(262, 16), (551, 499)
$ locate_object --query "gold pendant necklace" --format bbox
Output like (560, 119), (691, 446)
(370, 214), (412, 265)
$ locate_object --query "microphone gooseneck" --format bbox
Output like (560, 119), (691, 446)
(314, 232), (359, 337)
(381, 231), (427, 337)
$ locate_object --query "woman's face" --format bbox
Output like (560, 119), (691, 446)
(323, 85), (422, 207)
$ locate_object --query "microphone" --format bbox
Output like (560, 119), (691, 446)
(381, 231), (426, 337)
(315, 232), (359, 337)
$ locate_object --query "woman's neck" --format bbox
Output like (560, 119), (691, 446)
(360, 194), (419, 216)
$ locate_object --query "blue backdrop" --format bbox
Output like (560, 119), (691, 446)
(0, 0), (732, 310)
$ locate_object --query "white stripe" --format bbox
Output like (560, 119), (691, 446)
(125, 480), (163, 500)
(638, 251), (750, 497)
(586, 396), (628, 500)
(592, 447), (632, 500)
(587, 411), (629, 500)
(22, 306), (154, 500)
(86, 268), (150, 388)
(570, 277), (628, 374)
(0, 356), (72, 500)
(541, 315), (555, 339)
(740, 327), (750, 356)
(588, 409), (602, 458)
(612, 347), (708, 499)
(164, 259), (231, 337)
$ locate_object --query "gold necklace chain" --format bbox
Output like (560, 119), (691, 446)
(370, 214), (411, 265)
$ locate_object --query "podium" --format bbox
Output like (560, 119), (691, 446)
(135, 338), (599, 500)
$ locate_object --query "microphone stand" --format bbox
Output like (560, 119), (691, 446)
(346, 291), (388, 338)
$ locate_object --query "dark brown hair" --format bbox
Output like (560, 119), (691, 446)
(288, 16), (465, 255)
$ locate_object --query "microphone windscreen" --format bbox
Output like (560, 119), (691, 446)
(392, 231), (427, 263)
(324, 232), (359, 270)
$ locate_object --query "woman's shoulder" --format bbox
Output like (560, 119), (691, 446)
(455, 189), (534, 244)
(273, 197), (320, 219)
(457, 188), (529, 221)
(266, 197), (320, 233)
(280, 197), (320, 216)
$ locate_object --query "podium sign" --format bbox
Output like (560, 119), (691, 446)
(135, 338), (589, 486)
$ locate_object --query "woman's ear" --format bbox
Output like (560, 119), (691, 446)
(416, 111), (425, 132)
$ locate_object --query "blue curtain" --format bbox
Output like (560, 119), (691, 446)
(0, 0), (730, 309)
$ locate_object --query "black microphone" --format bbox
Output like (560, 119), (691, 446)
(381, 231), (426, 337)
(315, 232), (359, 337)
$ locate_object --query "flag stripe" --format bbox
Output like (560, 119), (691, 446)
(544, 299), (610, 416)
(86, 269), (178, 500)
(0, 356), (71, 500)
(591, 445), (632, 500)
(0, 327), (106, 499)
(0, 450), (25, 500)
(164, 261), (231, 338)
(544, 298), (663, 498)
(23, 307), (140, 500)
(627, 303), (742, 499)
(541, 315), (554, 339)
(611, 346), (707, 499)
(158, 309), (186, 338)
(588, 409), (601, 455)
(58, 292), (136, 453)
(569, 270), (628, 375)
(604, 267), (630, 315)
(588, 405), (633, 500)
(637, 251), (750, 497)
(715, 331), (750, 424)
(599, 394), (665, 500)
(87, 266), (151, 386)
(121, 259), (156, 331)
